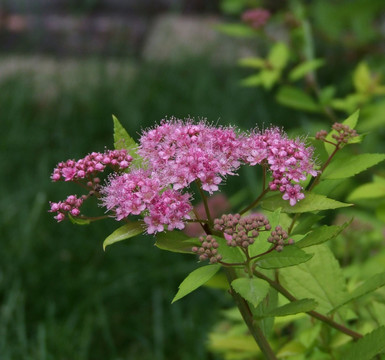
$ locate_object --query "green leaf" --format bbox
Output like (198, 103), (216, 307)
(276, 86), (322, 112)
(261, 192), (352, 213)
(353, 62), (372, 94)
(319, 86), (336, 106)
(289, 59), (325, 82)
(260, 299), (318, 318)
(248, 208), (281, 257)
(231, 278), (270, 308)
(68, 213), (91, 225)
(324, 110), (360, 155)
(172, 264), (221, 303)
(155, 231), (200, 254)
(268, 42), (289, 70)
(113, 115), (136, 151)
(277, 340), (307, 358)
(255, 246), (313, 269)
(296, 221), (351, 248)
(330, 272), (385, 313)
(292, 214), (324, 235)
(112, 115), (142, 166)
(215, 23), (256, 38)
(252, 287), (278, 337)
(322, 153), (385, 180)
(103, 222), (143, 250)
(214, 236), (245, 264)
(260, 69), (280, 90)
(342, 326), (385, 360)
(347, 182), (385, 201)
(240, 74), (263, 87)
(372, 302), (385, 326)
(238, 57), (265, 69)
(279, 244), (348, 313)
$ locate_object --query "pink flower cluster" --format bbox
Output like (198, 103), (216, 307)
(242, 8), (271, 29)
(49, 195), (85, 222)
(242, 128), (317, 206)
(138, 119), (241, 193)
(50, 118), (317, 232)
(51, 149), (132, 182)
(101, 170), (192, 234)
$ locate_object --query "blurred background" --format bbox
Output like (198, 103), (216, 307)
(1, 0), (385, 359)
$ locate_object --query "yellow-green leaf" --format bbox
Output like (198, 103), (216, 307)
(289, 59), (325, 82)
(172, 264), (221, 303)
(322, 153), (385, 180)
(231, 278), (270, 308)
(103, 222), (143, 250)
(276, 86), (321, 113)
(261, 192), (352, 213)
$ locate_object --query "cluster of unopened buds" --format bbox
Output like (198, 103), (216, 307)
(192, 235), (222, 264)
(268, 226), (294, 252)
(49, 195), (86, 222)
(49, 149), (132, 221)
(51, 149), (132, 182)
(214, 213), (271, 248)
(316, 123), (358, 147)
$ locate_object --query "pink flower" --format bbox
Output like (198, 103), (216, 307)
(138, 118), (243, 194)
(145, 190), (192, 234)
(242, 128), (317, 206)
(242, 8), (271, 29)
(282, 184), (305, 206)
(101, 169), (160, 220)
(101, 170), (193, 233)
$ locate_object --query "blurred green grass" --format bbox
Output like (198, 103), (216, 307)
(0, 58), (302, 360)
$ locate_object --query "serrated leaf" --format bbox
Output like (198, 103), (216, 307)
(322, 153), (385, 180)
(260, 299), (318, 318)
(347, 182), (385, 201)
(172, 264), (221, 303)
(324, 110), (360, 155)
(215, 23), (256, 38)
(276, 86), (322, 112)
(296, 221), (351, 248)
(231, 278), (270, 308)
(256, 246), (313, 269)
(103, 222), (143, 250)
(68, 213), (91, 225)
(289, 59), (325, 82)
(112, 115), (142, 166)
(238, 57), (265, 69)
(261, 192), (352, 213)
(268, 42), (289, 70)
(155, 231), (200, 254)
(330, 272), (385, 314)
(279, 244), (348, 314)
(342, 326), (385, 360)
(252, 287), (278, 337)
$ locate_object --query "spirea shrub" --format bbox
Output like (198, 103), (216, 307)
(50, 113), (385, 359)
